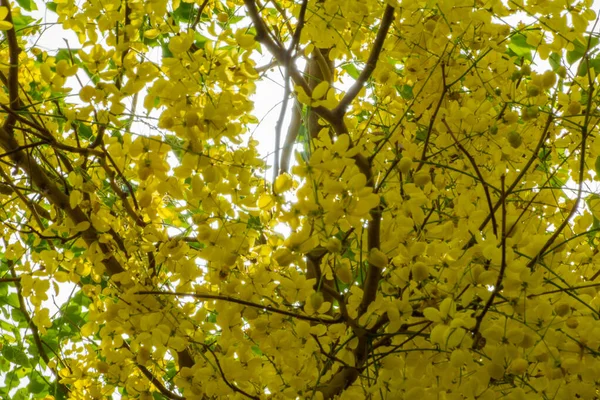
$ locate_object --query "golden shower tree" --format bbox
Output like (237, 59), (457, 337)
(1, 0), (600, 398)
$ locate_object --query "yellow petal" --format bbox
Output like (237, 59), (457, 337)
(144, 29), (160, 39)
(312, 81), (329, 100)
(235, 29), (255, 50)
(0, 21), (13, 31)
(74, 221), (91, 232)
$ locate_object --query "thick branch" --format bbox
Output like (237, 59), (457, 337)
(274, 0), (309, 180)
(279, 100), (302, 174)
(244, 0), (336, 123)
(0, 125), (125, 275)
(243, 4), (393, 398)
(0, 0), (20, 130)
(358, 205), (382, 315)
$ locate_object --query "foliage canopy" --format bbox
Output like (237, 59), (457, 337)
(2, 0), (600, 399)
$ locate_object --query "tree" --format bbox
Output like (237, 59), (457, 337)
(1, 0), (600, 398)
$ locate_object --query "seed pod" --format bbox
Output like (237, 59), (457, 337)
(310, 292), (324, 311)
(413, 170), (431, 187)
(554, 302), (570, 317)
(541, 70), (556, 89)
(398, 157), (412, 174)
(336, 264), (353, 284)
(567, 101), (581, 116)
(412, 262), (429, 281)
(368, 248), (388, 268)
(527, 85), (540, 97)
(507, 131), (522, 148)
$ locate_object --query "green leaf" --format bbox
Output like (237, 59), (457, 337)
(2, 345), (31, 367)
(12, 388), (29, 400)
(80, 64), (100, 85)
(251, 345), (262, 356)
(161, 40), (174, 59)
(6, 292), (20, 308)
(11, 15), (35, 33)
(75, 121), (94, 141)
(548, 52), (561, 71)
(395, 84), (413, 100)
(296, 123), (307, 143)
(41, 330), (59, 354)
(72, 290), (91, 307)
(247, 215), (262, 231)
(27, 371), (47, 394)
(207, 311), (218, 323)
(415, 127), (428, 142)
(46, 1), (57, 12)
(143, 35), (160, 48)
(55, 48), (76, 64)
(172, 1), (195, 23)
(510, 34), (537, 50)
(579, 57), (600, 77)
(342, 63), (360, 80)
(194, 32), (209, 49)
(567, 37), (599, 65)
(507, 34), (535, 60)
(595, 156), (600, 178)
(164, 134), (185, 161)
(587, 194), (600, 220)
(16, 0), (38, 11)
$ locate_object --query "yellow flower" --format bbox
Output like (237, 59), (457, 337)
(0, 7), (13, 31)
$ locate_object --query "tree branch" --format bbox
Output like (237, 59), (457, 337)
(526, 63), (593, 270)
(279, 100), (302, 174)
(6, 258), (69, 396)
(333, 5), (395, 116)
(416, 63), (447, 172)
(136, 290), (344, 324)
(471, 176), (506, 347)
(203, 344), (260, 400)
(442, 118), (498, 237)
(0, 0), (20, 130)
(122, 342), (186, 400)
(273, 0), (308, 180)
(244, 0), (336, 123)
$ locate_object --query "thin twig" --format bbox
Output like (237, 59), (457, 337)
(416, 63), (447, 172)
(273, 0), (309, 181)
(526, 60), (594, 270)
(136, 291), (344, 324)
(122, 342), (186, 400)
(333, 5), (395, 116)
(191, 0), (210, 31)
(471, 175), (506, 346)
(204, 344), (260, 400)
(5, 256), (69, 396)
